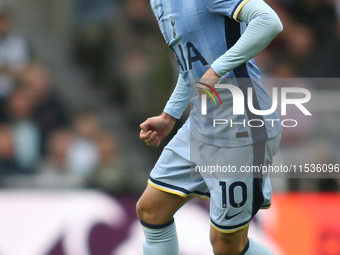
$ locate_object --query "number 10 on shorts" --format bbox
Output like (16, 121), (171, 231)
(219, 181), (247, 209)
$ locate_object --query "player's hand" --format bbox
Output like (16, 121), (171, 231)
(140, 112), (176, 147)
(196, 68), (220, 100)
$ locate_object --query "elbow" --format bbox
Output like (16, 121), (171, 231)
(271, 17), (283, 36)
(258, 11), (283, 37)
(265, 12), (283, 37)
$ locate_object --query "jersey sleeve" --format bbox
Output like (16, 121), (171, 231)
(203, 0), (251, 21)
(210, 0), (283, 77)
(163, 73), (190, 119)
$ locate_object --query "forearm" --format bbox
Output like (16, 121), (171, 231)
(163, 73), (190, 119)
(160, 112), (177, 122)
(211, 0), (283, 77)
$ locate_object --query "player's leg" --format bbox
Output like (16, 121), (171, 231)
(137, 124), (209, 255)
(136, 184), (192, 255)
(210, 226), (273, 255)
(210, 225), (249, 255)
(136, 184), (192, 224)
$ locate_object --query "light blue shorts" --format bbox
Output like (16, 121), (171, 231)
(149, 124), (281, 233)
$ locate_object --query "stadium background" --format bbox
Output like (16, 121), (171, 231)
(0, 0), (339, 254)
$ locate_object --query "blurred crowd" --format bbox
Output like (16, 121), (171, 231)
(0, 0), (339, 192)
(72, 0), (176, 125)
(0, 5), (128, 193)
(259, 0), (340, 79)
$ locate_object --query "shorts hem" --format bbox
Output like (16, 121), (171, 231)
(190, 193), (210, 201)
(260, 203), (271, 209)
(210, 218), (251, 234)
(148, 178), (210, 201)
(148, 178), (189, 198)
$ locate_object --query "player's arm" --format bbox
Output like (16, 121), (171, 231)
(140, 74), (189, 147)
(198, 0), (283, 83)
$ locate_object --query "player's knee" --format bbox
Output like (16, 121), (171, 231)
(212, 241), (233, 255)
(136, 198), (150, 221)
(212, 242), (229, 255)
(211, 238), (243, 255)
(136, 197), (159, 223)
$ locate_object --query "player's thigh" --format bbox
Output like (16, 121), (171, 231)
(210, 225), (249, 255)
(136, 184), (193, 224)
(137, 124), (208, 224)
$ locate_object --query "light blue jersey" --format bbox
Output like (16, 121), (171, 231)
(145, 0), (283, 238)
(151, 0), (282, 147)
